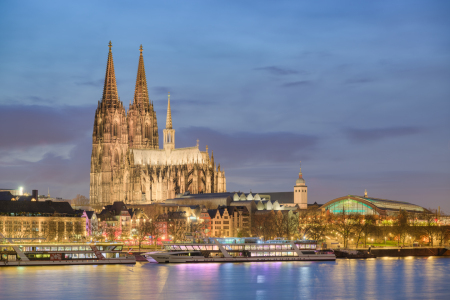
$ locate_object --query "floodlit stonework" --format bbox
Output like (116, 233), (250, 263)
(293, 163), (308, 209)
(90, 43), (226, 210)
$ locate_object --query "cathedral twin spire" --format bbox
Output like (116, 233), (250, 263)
(133, 44), (152, 110)
(100, 42), (175, 149)
(101, 41), (120, 106)
(101, 42), (153, 109)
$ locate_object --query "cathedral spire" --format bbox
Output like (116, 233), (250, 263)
(133, 44), (150, 108)
(166, 92), (172, 129)
(101, 41), (120, 105)
(163, 92), (175, 151)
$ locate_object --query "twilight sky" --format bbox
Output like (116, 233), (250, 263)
(0, 1), (449, 211)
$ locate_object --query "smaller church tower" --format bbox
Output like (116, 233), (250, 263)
(294, 162), (308, 209)
(163, 93), (175, 151)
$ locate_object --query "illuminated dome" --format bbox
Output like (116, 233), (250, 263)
(296, 177), (305, 185)
(295, 163), (305, 186)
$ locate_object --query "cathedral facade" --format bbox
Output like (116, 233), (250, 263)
(90, 43), (226, 210)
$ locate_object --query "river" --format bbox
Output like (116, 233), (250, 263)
(1, 257), (449, 299)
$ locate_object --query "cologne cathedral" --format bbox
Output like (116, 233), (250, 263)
(90, 42), (226, 210)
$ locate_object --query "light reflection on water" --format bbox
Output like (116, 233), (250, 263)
(0, 257), (449, 300)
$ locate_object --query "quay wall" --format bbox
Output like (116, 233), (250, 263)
(369, 248), (450, 257)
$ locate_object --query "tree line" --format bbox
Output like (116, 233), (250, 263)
(251, 209), (450, 248)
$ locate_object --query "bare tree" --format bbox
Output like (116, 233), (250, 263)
(273, 211), (285, 238)
(74, 221), (85, 242)
(251, 212), (276, 240)
(307, 213), (328, 242)
(144, 204), (161, 246)
(168, 217), (188, 242)
(332, 211), (358, 248)
(420, 211), (438, 246)
(133, 220), (152, 252)
(282, 210), (299, 239)
(99, 222), (121, 242)
(298, 210), (313, 239)
(72, 194), (90, 206)
(297, 209), (328, 241)
(353, 214), (377, 248)
(236, 227), (250, 238)
(393, 210), (410, 246)
(190, 220), (206, 240)
(435, 225), (450, 246)
(92, 225), (106, 242)
(251, 213), (265, 239)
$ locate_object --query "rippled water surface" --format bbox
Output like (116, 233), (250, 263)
(1, 257), (449, 299)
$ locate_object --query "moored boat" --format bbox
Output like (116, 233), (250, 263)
(0, 242), (136, 266)
(145, 238), (335, 263)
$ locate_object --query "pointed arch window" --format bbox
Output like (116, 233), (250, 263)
(112, 122), (120, 138)
(145, 123), (150, 139)
(113, 150), (120, 166)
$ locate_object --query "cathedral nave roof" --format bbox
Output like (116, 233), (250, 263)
(131, 146), (205, 166)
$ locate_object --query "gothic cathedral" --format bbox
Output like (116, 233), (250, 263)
(90, 42), (226, 210)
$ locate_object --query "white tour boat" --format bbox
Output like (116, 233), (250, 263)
(145, 238), (335, 263)
(0, 241), (136, 266)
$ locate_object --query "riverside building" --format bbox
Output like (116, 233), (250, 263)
(0, 200), (85, 241)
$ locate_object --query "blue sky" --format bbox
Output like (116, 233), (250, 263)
(0, 0), (449, 211)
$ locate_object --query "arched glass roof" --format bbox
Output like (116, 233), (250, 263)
(321, 195), (427, 215)
(361, 196), (426, 213)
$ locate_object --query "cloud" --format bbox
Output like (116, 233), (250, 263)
(281, 80), (312, 87)
(254, 66), (299, 76)
(345, 126), (422, 143)
(0, 104), (95, 199)
(153, 98), (214, 112)
(27, 96), (56, 104)
(344, 77), (374, 84)
(75, 79), (104, 87)
(152, 86), (172, 95)
(0, 104), (94, 150)
(0, 136), (92, 199)
(172, 127), (320, 168)
(0, 144), (75, 164)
